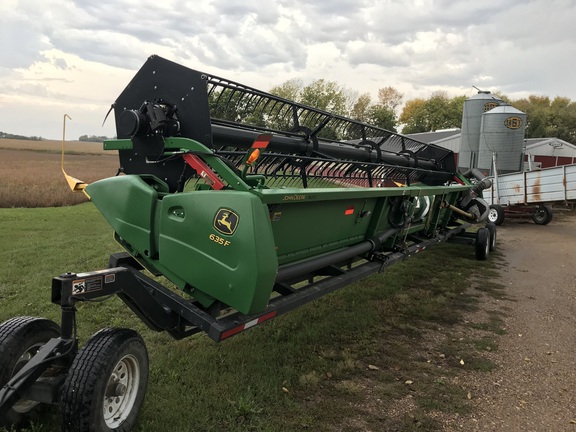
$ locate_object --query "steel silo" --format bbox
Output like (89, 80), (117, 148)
(477, 104), (526, 175)
(458, 90), (502, 171)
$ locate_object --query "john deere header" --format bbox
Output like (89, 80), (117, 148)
(83, 55), (490, 315)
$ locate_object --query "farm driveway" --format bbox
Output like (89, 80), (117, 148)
(448, 211), (576, 431)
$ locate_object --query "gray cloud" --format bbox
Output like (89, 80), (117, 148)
(0, 19), (48, 69)
(346, 43), (412, 68)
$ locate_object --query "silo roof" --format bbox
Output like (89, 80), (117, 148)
(468, 91), (501, 101)
(484, 105), (525, 115)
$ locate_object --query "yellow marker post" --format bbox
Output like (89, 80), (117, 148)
(61, 114), (90, 198)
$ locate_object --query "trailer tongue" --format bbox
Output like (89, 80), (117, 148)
(0, 55), (495, 431)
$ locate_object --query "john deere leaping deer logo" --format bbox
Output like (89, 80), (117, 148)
(214, 209), (239, 235)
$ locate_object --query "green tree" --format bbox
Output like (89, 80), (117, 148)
(398, 92), (465, 133)
(367, 105), (397, 132)
(269, 78), (303, 101)
(266, 80), (404, 136)
(513, 95), (551, 139)
(299, 79), (347, 116)
(425, 92), (451, 131)
(208, 87), (268, 128)
(548, 97), (576, 143)
(510, 94), (576, 143)
(447, 95), (466, 127)
(350, 93), (372, 123)
(398, 98), (428, 133)
(268, 79), (350, 139)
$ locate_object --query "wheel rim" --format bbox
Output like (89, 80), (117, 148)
(488, 209), (498, 223)
(534, 208), (545, 222)
(103, 354), (140, 428)
(11, 343), (44, 414)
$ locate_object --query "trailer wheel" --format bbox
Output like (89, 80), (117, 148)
(0, 316), (61, 427)
(487, 205), (505, 225)
(532, 204), (553, 225)
(61, 328), (148, 432)
(475, 228), (490, 260)
(485, 223), (497, 251)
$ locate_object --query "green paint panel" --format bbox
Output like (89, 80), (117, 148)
(269, 198), (377, 265)
(86, 175), (160, 257)
(157, 191), (277, 314)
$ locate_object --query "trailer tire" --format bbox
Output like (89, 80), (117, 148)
(487, 205), (505, 226)
(475, 228), (490, 260)
(532, 204), (553, 225)
(485, 223), (497, 251)
(61, 328), (148, 432)
(0, 316), (61, 427)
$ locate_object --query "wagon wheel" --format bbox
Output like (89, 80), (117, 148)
(475, 227), (490, 260)
(485, 223), (497, 251)
(61, 328), (149, 432)
(0, 316), (61, 427)
(532, 204), (553, 225)
(487, 204), (505, 226)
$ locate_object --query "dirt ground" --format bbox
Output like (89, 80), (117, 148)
(446, 210), (576, 431)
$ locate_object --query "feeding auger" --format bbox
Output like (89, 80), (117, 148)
(0, 55), (496, 431)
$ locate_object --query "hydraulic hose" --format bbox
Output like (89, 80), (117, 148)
(462, 168), (492, 193)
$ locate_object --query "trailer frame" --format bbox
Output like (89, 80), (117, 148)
(484, 161), (576, 225)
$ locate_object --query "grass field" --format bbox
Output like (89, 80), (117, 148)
(0, 139), (118, 208)
(0, 204), (506, 432)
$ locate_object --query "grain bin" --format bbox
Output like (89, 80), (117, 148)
(459, 90), (502, 171)
(477, 104), (526, 175)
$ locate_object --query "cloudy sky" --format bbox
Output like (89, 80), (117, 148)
(1, 0), (575, 140)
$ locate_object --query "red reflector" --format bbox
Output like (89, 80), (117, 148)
(220, 310), (278, 340)
(345, 206), (354, 215)
(258, 311), (278, 323)
(221, 325), (244, 340)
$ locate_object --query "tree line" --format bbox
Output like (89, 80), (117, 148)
(0, 131), (43, 141)
(78, 135), (112, 142)
(263, 81), (576, 145)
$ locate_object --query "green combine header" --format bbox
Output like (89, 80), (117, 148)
(1, 55), (495, 431)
